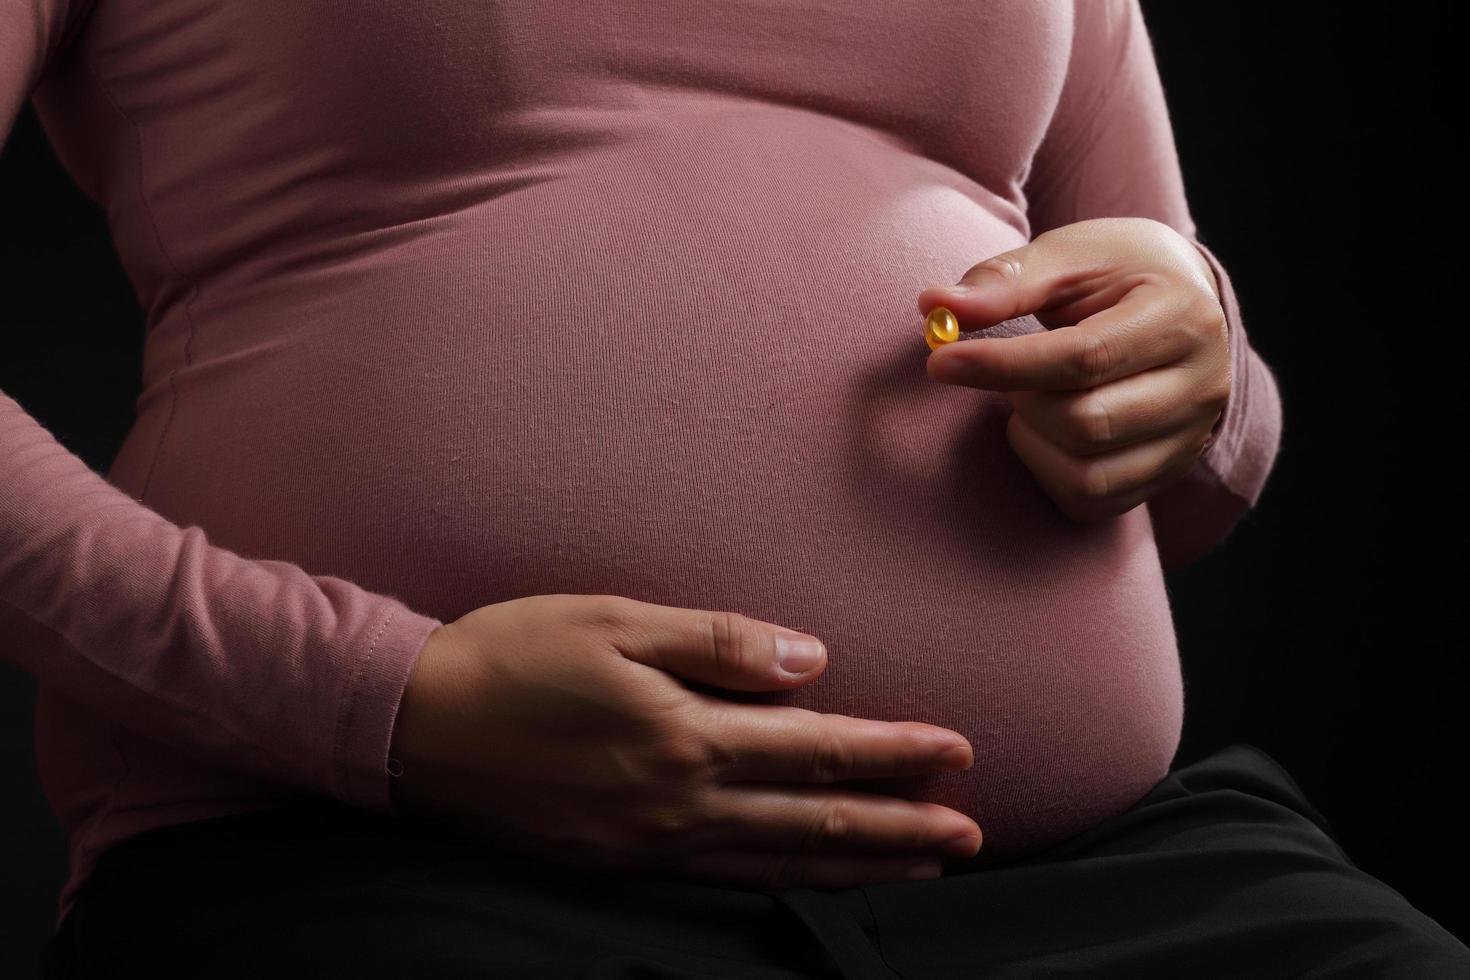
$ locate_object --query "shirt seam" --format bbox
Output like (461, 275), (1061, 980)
(334, 604), (400, 805)
(1023, 0), (1136, 214)
(79, 58), (204, 507)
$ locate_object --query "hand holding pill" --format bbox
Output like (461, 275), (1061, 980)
(916, 216), (1231, 523)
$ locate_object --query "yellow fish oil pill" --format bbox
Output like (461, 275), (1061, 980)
(924, 306), (959, 351)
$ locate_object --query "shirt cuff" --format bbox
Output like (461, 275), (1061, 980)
(1188, 238), (1284, 508)
(332, 600), (444, 814)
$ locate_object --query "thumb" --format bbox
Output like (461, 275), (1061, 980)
(917, 219), (1152, 332)
(614, 600), (828, 692)
(915, 241), (1061, 332)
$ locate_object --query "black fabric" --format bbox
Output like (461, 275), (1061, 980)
(40, 744), (1469, 979)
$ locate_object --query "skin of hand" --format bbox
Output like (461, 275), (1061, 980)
(917, 216), (1231, 522)
(388, 593), (983, 890)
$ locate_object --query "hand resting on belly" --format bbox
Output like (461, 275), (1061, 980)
(387, 592), (984, 890)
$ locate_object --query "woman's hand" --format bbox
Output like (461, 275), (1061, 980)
(388, 593), (982, 890)
(918, 217), (1231, 522)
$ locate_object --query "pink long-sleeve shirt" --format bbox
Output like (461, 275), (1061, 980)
(2, 0), (1282, 928)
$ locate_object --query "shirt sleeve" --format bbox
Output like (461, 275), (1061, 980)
(1, 0), (442, 815)
(1021, 0), (1284, 571)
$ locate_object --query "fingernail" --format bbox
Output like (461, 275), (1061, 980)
(944, 284), (974, 295)
(943, 835), (981, 858)
(930, 356), (970, 385)
(936, 745), (972, 770)
(775, 633), (825, 674)
(906, 862), (944, 880)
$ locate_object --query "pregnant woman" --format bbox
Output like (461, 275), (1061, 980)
(3, 0), (1465, 977)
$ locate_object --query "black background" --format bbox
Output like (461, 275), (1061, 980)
(1, 3), (1459, 976)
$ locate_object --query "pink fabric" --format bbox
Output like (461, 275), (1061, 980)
(2, 0), (1282, 928)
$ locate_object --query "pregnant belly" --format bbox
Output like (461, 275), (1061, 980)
(116, 116), (1183, 864)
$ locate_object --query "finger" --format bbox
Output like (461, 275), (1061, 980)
(915, 226), (1132, 330)
(698, 700), (974, 783)
(1008, 364), (1210, 457)
(669, 849), (947, 890)
(1005, 410), (1209, 522)
(591, 595), (829, 692)
(927, 285), (1192, 392)
(698, 783), (982, 859)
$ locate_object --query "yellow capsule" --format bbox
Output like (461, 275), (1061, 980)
(924, 306), (959, 351)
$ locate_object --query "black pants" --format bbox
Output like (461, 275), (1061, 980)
(41, 744), (1469, 979)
